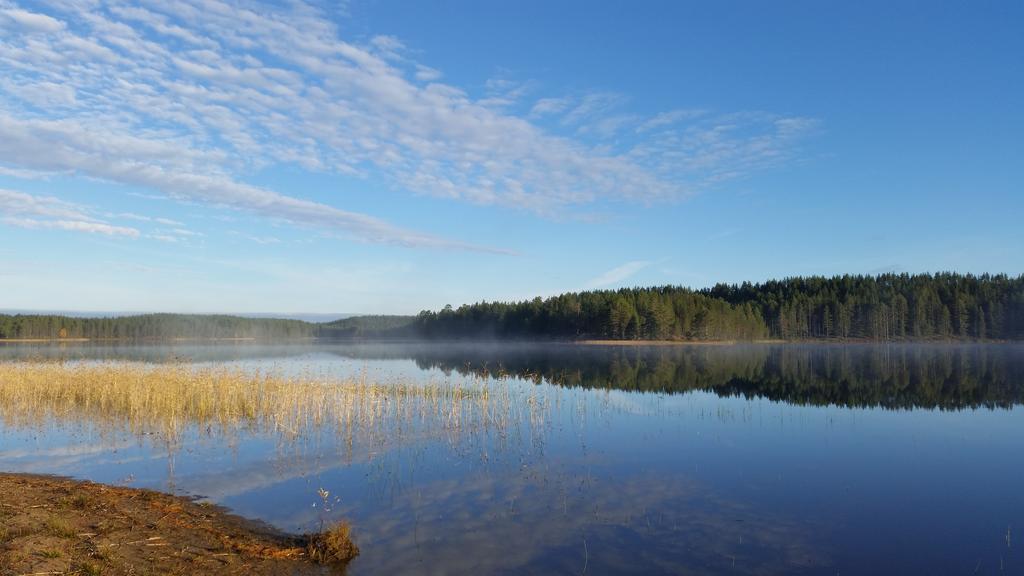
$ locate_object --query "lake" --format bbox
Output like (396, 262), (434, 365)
(1, 342), (1022, 575)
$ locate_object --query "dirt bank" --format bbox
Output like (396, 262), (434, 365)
(0, 473), (356, 576)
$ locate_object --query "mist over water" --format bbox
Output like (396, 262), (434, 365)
(1, 342), (1022, 574)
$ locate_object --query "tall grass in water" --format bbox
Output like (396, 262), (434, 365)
(0, 361), (540, 454)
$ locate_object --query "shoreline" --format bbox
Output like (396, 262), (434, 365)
(0, 473), (356, 575)
(0, 337), (267, 344)
(572, 339), (785, 346)
(0, 336), (1011, 345)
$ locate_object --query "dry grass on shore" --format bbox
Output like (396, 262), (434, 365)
(0, 363), (548, 573)
(0, 361), (537, 451)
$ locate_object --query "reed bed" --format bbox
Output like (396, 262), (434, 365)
(0, 361), (543, 455)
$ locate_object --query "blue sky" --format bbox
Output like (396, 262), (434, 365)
(0, 0), (1021, 315)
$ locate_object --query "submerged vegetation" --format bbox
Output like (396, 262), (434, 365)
(0, 361), (539, 454)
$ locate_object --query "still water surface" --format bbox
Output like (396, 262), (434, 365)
(1, 342), (1022, 575)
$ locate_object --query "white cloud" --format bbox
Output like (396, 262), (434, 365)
(1, 8), (64, 33)
(578, 114), (641, 139)
(0, 0), (816, 243)
(584, 260), (651, 289)
(148, 226), (203, 243)
(3, 216), (140, 237)
(0, 188), (90, 220)
(626, 112), (819, 186)
(529, 97), (572, 117)
(369, 34), (405, 60)
(0, 78), (76, 106)
(0, 188), (141, 237)
(636, 109), (706, 133)
(561, 93), (626, 126)
(228, 231), (281, 245)
(0, 165), (54, 180)
(414, 65), (441, 82)
(0, 116), (503, 252)
(114, 213), (185, 227)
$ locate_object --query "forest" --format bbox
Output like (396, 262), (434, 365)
(0, 313), (315, 340)
(2, 273), (1022, 341)
(317, 315), (416, 338)
(413, 273), (1024, 340)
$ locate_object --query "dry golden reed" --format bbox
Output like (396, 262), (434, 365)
(0, 361), (541, 452)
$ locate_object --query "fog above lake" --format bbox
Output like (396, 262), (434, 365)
(5, 341), (1023, 410)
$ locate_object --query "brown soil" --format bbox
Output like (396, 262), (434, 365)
(0, 473), (354, 576)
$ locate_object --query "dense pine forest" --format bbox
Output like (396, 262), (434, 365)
(414, 273), (1024, 340)
(0, 313), (315, 340)
(2, 273), (1022, 341)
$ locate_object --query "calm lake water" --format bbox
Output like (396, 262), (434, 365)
(1, 342), (1022, 575)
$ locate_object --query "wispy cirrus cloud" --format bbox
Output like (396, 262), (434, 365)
(228, 231), (281, 245)
(0, 0), (816, 248)
(0, 188), (139, 237)
(3, 216), (139, 236)
(584, 260), (651, 289)
(529, 97), (573, 118)
(0, 188), (89, 221)
(114, 213), (184, 227)
(0, 7), (64, 33)
(0, 165), (54, 180)
(560, 93), (628, 126)
(0, 115), (501, 251)
(636, 109), (707, 133)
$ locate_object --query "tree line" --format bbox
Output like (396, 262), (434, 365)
(317, 315), (416, 338)
(2, 273), (1021, 341)
(0, 313), (316, 340)
(413, 273), (1024, 340)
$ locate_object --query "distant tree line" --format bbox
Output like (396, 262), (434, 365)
(0, 313), (316, 340)
(413, 273), (1024, 341)
(318, 315), (416, 338)
(3, 273), (1021, 341)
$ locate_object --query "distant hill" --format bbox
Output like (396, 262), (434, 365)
(319, 315), (416, 337)
(0, 313), (416, 340)
(0, 310), (357, 324)
(236, 312), (357, 323)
